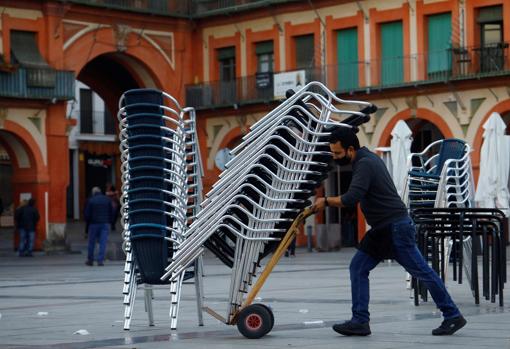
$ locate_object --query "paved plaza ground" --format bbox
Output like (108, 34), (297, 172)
(0, 227), (509, 349)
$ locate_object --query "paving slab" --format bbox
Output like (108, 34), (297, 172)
(0, 246), (509, 349)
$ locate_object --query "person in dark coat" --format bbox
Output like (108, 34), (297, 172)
(15, 198), (40, 257)
(84, 187), (113, 266)
(312, 127), (466, 337)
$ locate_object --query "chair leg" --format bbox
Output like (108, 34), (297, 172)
(194, 256), (205, 326)
(144, 284), (155, 326)
(124, 258), (137, 330)
(169, 273), (183, 330)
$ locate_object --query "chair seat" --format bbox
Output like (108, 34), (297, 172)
(409, 192), (437, 200)
(408, 170), (441, 180)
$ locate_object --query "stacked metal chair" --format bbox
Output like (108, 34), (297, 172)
(160, 82), (376, 336)
(412, 208), (507, 306)
(118, 88), (204, 330)
(404, 138), (474, 209)
(403, 139), (474, 291)
(401, 138), (506, 306)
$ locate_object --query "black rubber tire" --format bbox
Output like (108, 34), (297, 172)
(236, 303), (273, 339)
(256, 303), (274, 330)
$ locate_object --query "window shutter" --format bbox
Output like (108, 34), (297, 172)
(381, 21), (403, 85)
(255, 41), (273, 55)
(337, 28), (358, 91)
(427, 12), (452, 75)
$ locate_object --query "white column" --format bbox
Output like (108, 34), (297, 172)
(73, 149), (80, 220)
(409, 0), (418, 81)
(45, 191), (49, 240)
(363, 17), (371, 86)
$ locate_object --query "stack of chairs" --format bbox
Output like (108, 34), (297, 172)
(412, 208), (507, 306)
(118, 88), (204, 330)
(403, 139), (474, 290)
(404, 138), (474, 209)
(161, 82), (377, 324)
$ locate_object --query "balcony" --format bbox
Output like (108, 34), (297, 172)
(0, 67), (75, 101)
(186, 43), (510, 109)
(60, 0), (191, 16)
(60, 0), (299, 17)
(191, 0), (299, 17)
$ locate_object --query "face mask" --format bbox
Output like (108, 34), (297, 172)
(335, 155), (351, 166)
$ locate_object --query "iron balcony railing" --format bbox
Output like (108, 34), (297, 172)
(59, 0), (191, 16)
(79, 110), (116, 135)
(59, 0), (299, 17)
(0, 67), (75, 101)
(186, 43), (510, 109)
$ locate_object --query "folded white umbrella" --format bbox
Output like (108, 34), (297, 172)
(474, 112), (510, 216)
(390, 120), (413, 198)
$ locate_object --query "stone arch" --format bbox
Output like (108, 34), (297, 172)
(63, 27), (178, 96)
(219, 126), (245, 150)
(469, 99), (510, 183)
(0, 125), (49, 249)
(376, 108), (454, 147)
(1, 120), (47, 177)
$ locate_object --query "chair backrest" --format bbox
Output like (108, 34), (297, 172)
(433, 138), (466, 175)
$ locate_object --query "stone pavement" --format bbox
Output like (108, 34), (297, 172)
(0, 239), (509, 349)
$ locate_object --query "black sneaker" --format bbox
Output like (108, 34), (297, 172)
(332, 320), (371, 336)
(432, 316), (467, 335)
(85, 260), (93, 266)
(98, 262), (104, 266)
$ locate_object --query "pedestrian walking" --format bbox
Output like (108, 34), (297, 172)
(84, 187), (113, 266)
(312, 126), (466, 336)
(15, 198), (39, 257)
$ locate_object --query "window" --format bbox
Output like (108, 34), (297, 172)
(218, 46), (236, 81)
(380, 21), (403, 86)
(104, 109), (115, 135)
(427, 13), (452, 78)
(294, 34), (314, 69)
(255, 41), (274, 73)
(477, 5), (505, 72)
(336, 28), (358, 91)
(217, 46), (236, 104)
(79, 89), (93, 134)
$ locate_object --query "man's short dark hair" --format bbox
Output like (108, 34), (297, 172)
(328, 126), (360, 150)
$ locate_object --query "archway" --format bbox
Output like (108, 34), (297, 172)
(501, 111), (510, 134)
(378, 108), (452, 148)
(68, 52), (163, 220)
(0, 128), (47, 251)
(406, 118), (445, 153)
(471, 99), (510, 184)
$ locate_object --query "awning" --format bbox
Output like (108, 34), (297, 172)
(477, 5), (502, 23)
(255, 40), (273, 55)
(79, 141), (120, 156)
(217, 46), (235, 60)
(10, 30), (56, 87)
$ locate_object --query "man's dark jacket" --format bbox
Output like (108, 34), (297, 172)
(84, 193), (113, 224)
(15, 204), (40, 231)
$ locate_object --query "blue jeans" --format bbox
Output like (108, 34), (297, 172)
(87, 223), (109, 263)
(18, 229), (35, 255)
(349, 217), (461, 324)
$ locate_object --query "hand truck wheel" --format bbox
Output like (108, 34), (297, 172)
(256, 303), (274, 330)
(236, 303), (274, 339)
